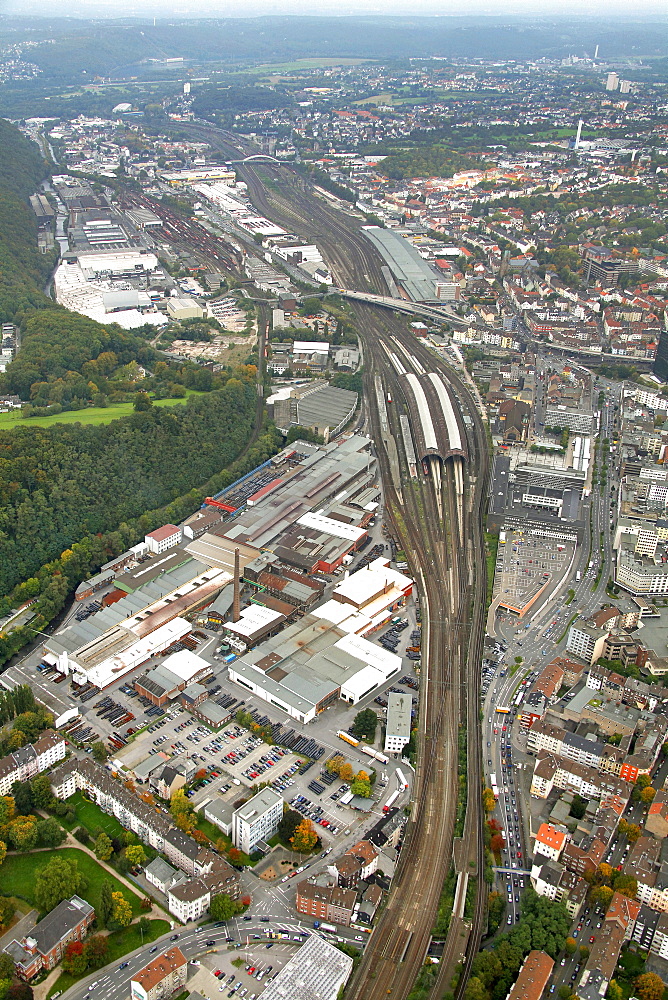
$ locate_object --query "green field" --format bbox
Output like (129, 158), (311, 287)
(0, 848), (143, 916)
(0, 392), (201, 430)
(47, 919), (171, 998)
(58, 791), (125, 839)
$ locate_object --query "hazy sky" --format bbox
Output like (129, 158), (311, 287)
(3, 0), (668, 17)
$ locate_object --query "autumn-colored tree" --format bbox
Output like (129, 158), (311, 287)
(124, 845), (147, 868)
(564, 937), (577, 956)
(482, 788), (496, 813)
(326, 755), (345, 775)
(635, 973), (665, 1000)
(170, 788), (192, 818)
(62, 940), (87, 976)
(8, 816), (38, 851)
(290, 818), (318, 853)
(110, 891), (132, 929)
(83, 935), (108, 969)
(640, 786), (656, 806)
(490, 834), (505, 854)
(216, 837), (228, 854)
(0, 840), (6, 868)
(0, 797), (15, 829)
(612, 874), (637, 900)
(606, 980), (623, 1000)
(139, 792), (155, 806)
(228, 847), (243, 864)
(191, 828), (209, 844)
(195, 769), (207, 781)
(240, 895), (251, 908)
(174, 812), (195, 834)
(339, 762), (354, 782)
(590, 885), (614, 910)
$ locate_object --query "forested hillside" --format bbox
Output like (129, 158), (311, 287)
(0, 119), (279, 666)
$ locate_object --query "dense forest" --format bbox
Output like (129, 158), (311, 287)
(0, 118), (280, 668)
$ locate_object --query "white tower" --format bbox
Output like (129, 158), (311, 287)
(594, 44), (599, 59)
(574, 120), (583, 151)
(183, 82), (191, 95)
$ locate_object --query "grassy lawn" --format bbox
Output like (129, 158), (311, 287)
(0, 848), (143, 917)
(485, 530), (500, 605)
(58, 791), (125, 839)
(46, 919), (170, 998)
(0, 392), (201, 430)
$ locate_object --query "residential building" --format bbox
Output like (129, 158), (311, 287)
(578, 893), (640, 996)
(295, 880), (357, 926)
(4, 896), (95, 981)
(0, 731), (66, 796)
(505, 951), (554, 1000)
(49, 757), (240, 916)
(646, 791), (668, 839)
(534, 823), (568, 862)
(130, 947), (187, 1000)
(232, 787), (283, 855)
(384, 691), (412, 754)
(330, 840), (379, 889)
(566, 621), (606, 664)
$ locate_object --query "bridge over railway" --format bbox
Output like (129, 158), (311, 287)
(336, 287), (468, 327)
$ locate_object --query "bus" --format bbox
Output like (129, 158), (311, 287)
(513, 690), (525, 708)
(490, 773), (499, 799)
(496, 706), (511, 715)
(337, 730), (360, 748)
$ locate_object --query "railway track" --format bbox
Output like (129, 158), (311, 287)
(163, 127), (491, 999)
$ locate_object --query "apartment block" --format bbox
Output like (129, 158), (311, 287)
(0, 731), (66, 796)
(131, 947), (187, 1000)
(295, 880), (357, 926)
(3, 896), (94, 981)
(232, 787), (283, 855)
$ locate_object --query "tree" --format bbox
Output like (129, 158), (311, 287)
(326, 755), (345, 775)
(0, 797), (15, 828)
(490, 833), (506, 854)
(0, 897), (14, 930)
(351, 709), (377, 741)
(29, 775), (54, 810)
(611, 874), (637, 899)
(210, 893), (238, 922)
(83, 935), (108, 969)
(0, 841), (6, 868)
(36, 817), (66, 848)
(590, 886), (614, 910)
(640, 786), (656, 806)
(564, 937), (577, 956)
(10, 781), (33, 816)
(606, 981), (623, 1000)
(91, 741), (108, 762)
(569, 794), (587, 820)
(339, 762), (354, 782)
(0, 956), (13, 982)
(111, 891), (132, 929)
(483, 788), (496, 813)
(291, 818), (318, 853)
(93, 832), (113, 862)
(278, 809), (302, 844)
(124, 845), (147, 868)
(7, 983), (34, 1000)
(228, 847), (243, 864)
(133, 391), (153, 411)
(62, 941), (87, 977)
(635, 973), (665, 1000)
(8, 816), (38, 851)
(463, 977), (488, 1000)
(579, 946), (590, 963)
(140, 897), (152, 912)
(98, 879), (114, 929)
(174, 811), (195, 834)
(170, 788), (192, 819)
(34, 857), (86, 913)
(350, 773), (372, 798)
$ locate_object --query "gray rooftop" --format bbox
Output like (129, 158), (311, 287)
(362, 226), (443, 303)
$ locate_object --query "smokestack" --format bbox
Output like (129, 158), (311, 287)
(233, 548), (241, 622)
(574, 120), (583, 151)
(594, 44), (599, 59)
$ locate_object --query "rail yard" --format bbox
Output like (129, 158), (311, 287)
(163, 121), (491, 1000)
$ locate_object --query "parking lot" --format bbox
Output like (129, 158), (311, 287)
(492, 529), (575, 614)
(189, 929), (313, 998)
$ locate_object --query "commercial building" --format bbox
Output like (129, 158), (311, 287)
(0, 731), (66, 796)
(566, 621), (606, 664)
(232, 787), (283, 855)
(130, 947), (187, 1000)
(259, 932), (353, 1000)
(384, 691), (412, 754)
(4, 896), (95, 981)
(145, 525), (182, 555)
(134, 649), (213, 706)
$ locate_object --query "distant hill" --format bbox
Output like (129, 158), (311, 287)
(0, 14), (667, 83)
